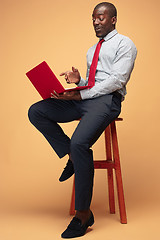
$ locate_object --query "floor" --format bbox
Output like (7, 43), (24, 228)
(0, 200), (159, 240)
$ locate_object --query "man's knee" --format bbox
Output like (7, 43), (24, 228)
(70, 136), (89, 153)
(28, 103), (40, 125)
(70, 136), (93, 169)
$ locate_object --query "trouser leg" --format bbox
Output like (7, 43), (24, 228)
(28, 98), (81, 158)
(28, 94), (121, 211)
(71, 94), (121, 210)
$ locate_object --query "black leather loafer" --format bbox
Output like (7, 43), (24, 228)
(61, 211), (94, 238)
(59, 159), (74, 182)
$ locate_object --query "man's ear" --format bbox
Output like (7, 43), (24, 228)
(112, 16), (117, 25)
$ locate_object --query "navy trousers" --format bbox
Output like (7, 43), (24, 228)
(28, 92), (121, 210)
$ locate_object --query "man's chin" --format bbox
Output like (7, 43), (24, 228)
(96, 32), (102, 38)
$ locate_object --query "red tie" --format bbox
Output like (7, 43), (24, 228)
(88, 39), (104, 87)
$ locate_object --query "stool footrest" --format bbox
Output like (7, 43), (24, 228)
(94, 160), (115, 169)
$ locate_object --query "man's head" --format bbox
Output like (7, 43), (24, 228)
(92, 2), (117, 38)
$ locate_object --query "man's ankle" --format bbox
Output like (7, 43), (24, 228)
(75, 209), (91, 225)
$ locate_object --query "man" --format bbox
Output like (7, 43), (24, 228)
(28, 2), (137, 238)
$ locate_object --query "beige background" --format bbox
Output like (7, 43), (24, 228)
(0, 0), (160, 239)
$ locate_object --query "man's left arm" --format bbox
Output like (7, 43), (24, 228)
(80, 39), (137, 100)
(51, 90), (82, 100)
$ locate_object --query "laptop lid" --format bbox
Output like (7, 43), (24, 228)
(26, 61), (65, 99)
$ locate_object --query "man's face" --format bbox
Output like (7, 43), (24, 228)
(92, 6), (116, 38)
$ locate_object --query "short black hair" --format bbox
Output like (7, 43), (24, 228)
(94, 2), (117, 18)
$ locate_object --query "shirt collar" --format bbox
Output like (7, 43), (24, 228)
(100, 29), (118, 42)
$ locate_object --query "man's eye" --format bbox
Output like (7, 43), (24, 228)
(92, 17), (104, 22)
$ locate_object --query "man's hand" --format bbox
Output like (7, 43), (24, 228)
(51, 90), (82, 101)
(60, 67), (81, 84)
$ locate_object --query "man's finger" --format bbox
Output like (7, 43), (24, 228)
(72, 66), (78, 72)
(60, 71), (70, 76)
(51, 92), (57, 98)
(51, 90), (59, 98)
(65, 73), (69, 80)
(66, 78), (70, 83)
(60, 72), (66, 76)
(53, 90), (59, 97)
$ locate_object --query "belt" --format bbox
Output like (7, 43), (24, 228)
(112, 91), (122, 100)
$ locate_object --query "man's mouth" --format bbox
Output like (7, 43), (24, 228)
(95, 27), (102, 32)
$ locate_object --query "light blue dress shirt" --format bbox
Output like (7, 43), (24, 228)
(78, 29), (137, 101)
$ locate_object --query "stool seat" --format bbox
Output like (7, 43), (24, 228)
(69, 117), (127, 224)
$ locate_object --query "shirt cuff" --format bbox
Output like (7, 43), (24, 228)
(77, 77), (87, 86)
(80, 89), (91, 100)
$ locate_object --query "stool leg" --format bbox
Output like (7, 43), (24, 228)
(69, 176), (75, 215)
(105, 127), (115, 214)
(111, 121), (127, 224)
(115, 168), (127, 223)
(107, 168), (115, 213)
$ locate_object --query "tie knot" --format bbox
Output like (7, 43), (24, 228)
(99, 39), (105, 44)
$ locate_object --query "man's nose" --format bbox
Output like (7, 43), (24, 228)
(93, 18), (100, 25)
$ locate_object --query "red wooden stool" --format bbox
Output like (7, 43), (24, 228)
(69, 118), (127, 224)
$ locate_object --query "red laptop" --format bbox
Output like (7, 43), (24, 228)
(26, 61), (89, 99)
